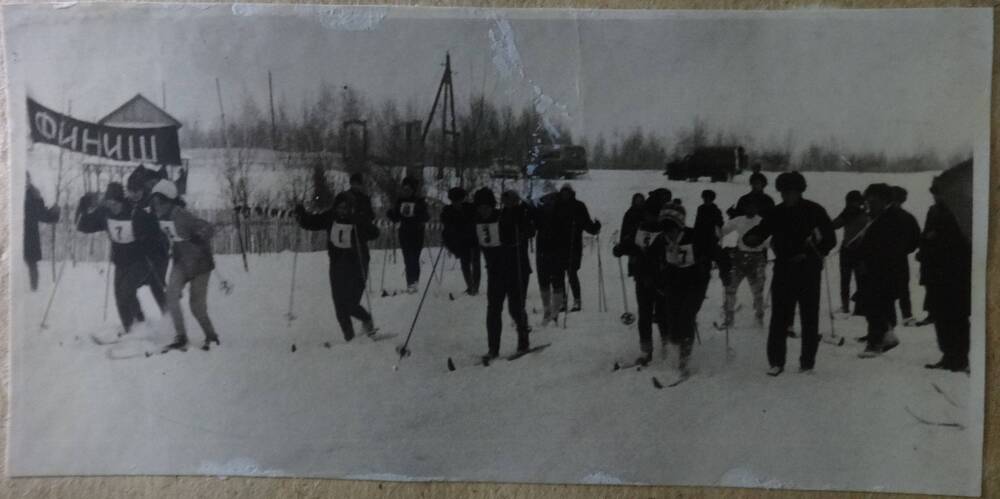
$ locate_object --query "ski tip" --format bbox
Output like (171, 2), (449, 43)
(652, 376), (664, 389)
(447, 357), (456, 371)
(612, 361), (621, 371)
(291, 344), (297, 352)
(449, 293), (455, 301)
(837, 337), (845, 346)
(144, 351), (152, 358)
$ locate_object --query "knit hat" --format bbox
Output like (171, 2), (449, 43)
(126, 164), (159, 192)
(104, 182), (125, 202)
(473, 187), (496, 207)
(150, 179), (178, 201)
(863, 183), (894, 203)
(659, 203), (687, 228)
(750, 172), (768, 187)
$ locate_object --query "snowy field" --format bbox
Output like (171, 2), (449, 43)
(9, 169), (982, 495)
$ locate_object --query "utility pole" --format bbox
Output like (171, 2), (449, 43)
(268, 70), (278, 151)
(422, 52), (460, 183)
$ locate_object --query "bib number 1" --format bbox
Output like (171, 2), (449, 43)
(330, 223), (354, 249)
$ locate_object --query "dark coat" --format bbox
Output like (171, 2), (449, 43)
(387, 195), (430, 249)
(296, 204), (380, 271)
(853, 208), (911, 312)
(476, 204), (534, 277)
(77, 197), (164, 268)
(744, 198), (836, 269)
(441, 202), (477, 257)
(613, 219), (665, 291)
(24, 185), (59, 263)
(694, 202), (724, 249)
(917, 203), (971, 318)
(727, 191), (775, 219)
(619, 205), (644, 276)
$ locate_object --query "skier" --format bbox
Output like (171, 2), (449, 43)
(296, 190), (380, 342)
(23, 175), (60, 291)
(659, 203), (711, 376)
(473, 187), (534, 360)
(918, 177), (970, 372)
(558, 184), (601, 312)
(618, 192), (646, 279)
(694, 189), (727, 287)
(613, 197), (669, 364)
(531, 185), (567, 326)
(441, 187), (481, 295)
(386, 177), (430, 293)
(890, 186), (922, 327)
(852, 183), (906, 358)
(743, 171), (835, 376)
(727, 170), (775, 219)
(125, 164), (170, 308)
(831, 190), (868, 314)
(148, 180), (221, 351)
(76, 182), (166, 333)
(719, 196), (769, 328)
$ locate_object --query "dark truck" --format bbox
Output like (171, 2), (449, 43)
(664, 146), (747, 182)
(527, 145), (588, 179)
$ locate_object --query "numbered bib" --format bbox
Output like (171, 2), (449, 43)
(329, 223), (354, 249)
(476, 222), (501, 248)
(665, 242), (696, 268)
(107, 219), (135, 244)
(634, 229), (659, 250)
(400, 202), (416, 218)
(159, 221), (185, 243)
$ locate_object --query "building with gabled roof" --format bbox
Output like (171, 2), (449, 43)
(98, 93), (182, 129)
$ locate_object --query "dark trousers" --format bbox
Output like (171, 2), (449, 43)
(934, 314), (970, 369)
(114, 261), (160, 332)
(896, 262), (912, 319)
(27, 260), (39, 291)
(147, 256), (169, 310)
(401, 244), (422, 286)
(864, 296), (896, 349)
(486, 269), (530, 355)
(768, 262), (821, 369)
(663, 274), (710, 360)
(567, 268), (581, 302)
(459, 246), (481, 293)
(330, 266), (371, 341)
(635, 281), (667, 353)
(537, 253), (567, 295)
(839, 252), (859, 311)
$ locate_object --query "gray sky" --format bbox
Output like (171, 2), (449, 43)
(4, 4), (991, 158)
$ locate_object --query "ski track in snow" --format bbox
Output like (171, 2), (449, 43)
(9, 168), (980, 495)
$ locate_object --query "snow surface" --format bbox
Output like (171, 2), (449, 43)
(9, 170), (981, 496)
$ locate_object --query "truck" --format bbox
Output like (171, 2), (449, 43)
(527, 144), (588, 179)
(664, 146), (747, 182)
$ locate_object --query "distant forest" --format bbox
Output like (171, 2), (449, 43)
(179, 84), (966, 173)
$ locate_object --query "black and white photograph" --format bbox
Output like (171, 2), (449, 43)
(3, 4), (991, 495)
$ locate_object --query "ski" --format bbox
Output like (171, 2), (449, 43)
(820, 334), (846, 346)
(667, 373), (691, 387)
(712, 321), (731, 332)
(506, 343), (552, 361)
(612, 359), (648, 371)
(367, 332), (399, 342)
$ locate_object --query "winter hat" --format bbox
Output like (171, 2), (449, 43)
(846, 190), (863, 203)
(473, 187), (496, 207)
(750, 172), (768, 187)
(126, 164), (156, 192)
(863, 183), (894, 203)
(334, 191), (356, 209)
(701, 189), (716, 202)
(447, 187), (467, 203)
(104, 182), (125, 202)
(643, 197), (664, 217)
(150, 179), (178, 201)
(659, 203), (687, 228)
(775, 171), (807, 193)
(891, 185), (908, 204)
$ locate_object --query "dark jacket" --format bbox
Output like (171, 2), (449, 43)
(743, 198), (836, 268)
(24, 185), (60, 262)
(613, 220), (665, 290)
(727, 191), (775, 219)
(832, 205), (869, 251)
(535, 194), (599, 267)
(387, 195), (430, 247)
(854, 208), (911, 309)
(296, 204), (380, 270)
(619, 205), (645, 276)
(441, 202), (477, 257)
(917, 203), (970, 317)
(476, 205), (534, 277)
(662, 226), (712, 288)
(159, 206), (216, 279)
(694, 203), (724, 249)
(77, 198), (164, 267)
(349, 187), (375, 222)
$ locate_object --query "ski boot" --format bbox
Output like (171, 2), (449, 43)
(162, 336), (189, 353)
(201, 335), (221, 351)
(481, 351), (499, 366)
(636, 351), (653, 367)
(406, 284), (418, 294)
(570, 301), (582, 312)
(766, 366), (784, 377)
(362, 320), (377, 337)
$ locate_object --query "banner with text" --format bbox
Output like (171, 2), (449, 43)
(27, 97), (181, 165)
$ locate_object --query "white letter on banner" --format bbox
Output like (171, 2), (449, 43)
(103, 133), (123, 161)
(137, 134), (158, 162)
(34, 112), (58, 140)
(81, 127), (102, 156)
(58, 124), (78, 151)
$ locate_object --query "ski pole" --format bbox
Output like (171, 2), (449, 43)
(285, 225), (301, 324)
(379, 238), (389, 296)
(354, 225), (374, 319)
(395, 244), (447, 362)
(40, 259), (68, 329)
(101, 252), (113, 322)
(823, 258), (838, 341)
(596, 234), (607, 313)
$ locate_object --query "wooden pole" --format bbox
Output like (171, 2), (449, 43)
(215, 78), (229, 149)
(268, 71), (278, 151)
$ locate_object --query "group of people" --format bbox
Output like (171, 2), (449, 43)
(27, 164), (221, 352)
(28, 162), (971, 376)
